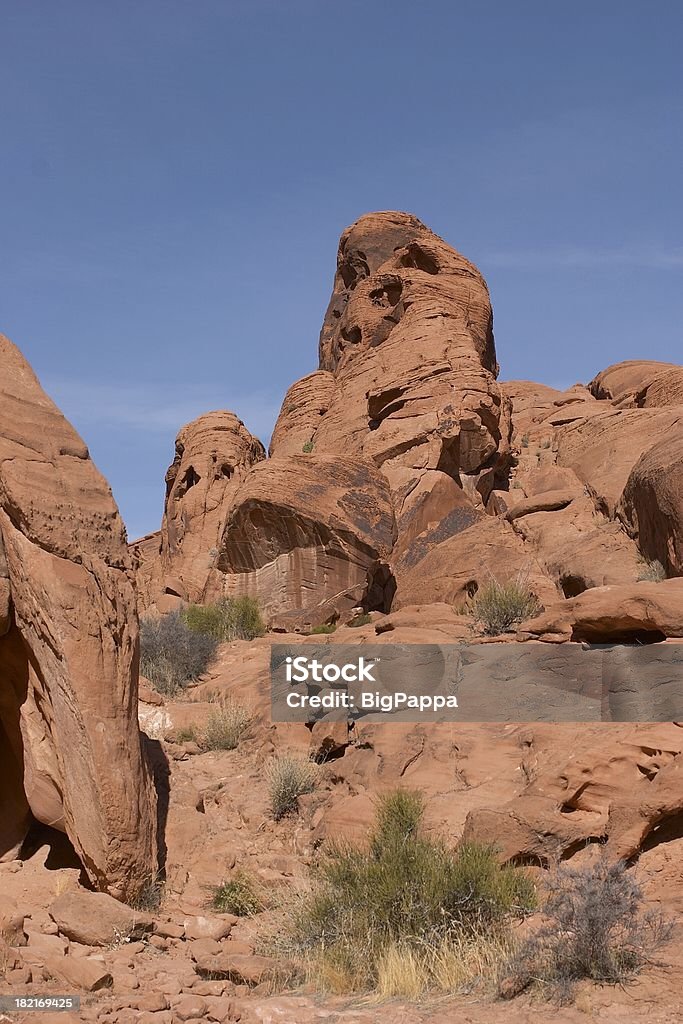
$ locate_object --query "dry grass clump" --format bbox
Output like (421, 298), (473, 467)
(499, 858), (674, 1004)
(284, 790), (534, 995)
(140, 611), (218, 696)
(129, 871), (166, 912)
(637, 558), (667, 582)
(210, 871), (263, 916)
(201, 699), (253, 751)
(468, 573), (540, 635)
(183, 596), (265, 642)
(266, 755), (318, 819)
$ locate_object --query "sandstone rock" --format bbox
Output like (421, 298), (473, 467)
(556, 407), (683, 516)
(589, 359), (683, 408)
(504, 488), (577, 521)
(49, 890), (154, 946)
(619, 428), (683, 577)
(521, 578), (683, 642)
(0, 894), (25, 940)
(153, 412), (266, 605)
(463, 722), (683, 863)
(208, 454), (396, 624)
(43, 952), (113, 992)
(193, 952), (278, 985)
(174, 995), (207, 1021)
(393, 515), (557, 611)
(183, 915), (233, 941)
(0, 334), (156, 897)
(268, 370), (335, 457)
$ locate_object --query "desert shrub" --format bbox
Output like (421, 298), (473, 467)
(201, 699), (253, 751)
(174, 724), (199, 744)
(140, 611), (219, 696)
(210, 871), (263, 916)
(266, 755), (317, 819)
(499, 859), (674, 1003)
(302, 440), (315, 453)
(183, 596), (265, 642)
(310, 623), (336, 634)
(130, 872), (165, 912)
(637, 558), (667, 582)
(288, 789), (534, 993)
(469, 574), (540, 635)
(348, 613), (372, 628)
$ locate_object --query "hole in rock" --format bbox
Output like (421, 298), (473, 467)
(341, 325), (362, 346)
(219, 463), (233, 479)
(465, 580), (478, 599)
(182, 465), (200, 490)
(640, 813), (683, 853)
(397, 242), (440, 275)
(560, 575), (588, 598)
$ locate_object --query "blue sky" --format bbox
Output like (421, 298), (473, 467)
(2, 1), (682, 539)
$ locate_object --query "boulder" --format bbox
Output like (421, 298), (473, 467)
(619, 428), (683, 577)
(0, 334), (156, 898)
(208, 454), (396, 624)
(49, 890), (154, 946)
(589, 359), (683, 408)
(43, 952), (113, 992)
(521, 578), (683, 642)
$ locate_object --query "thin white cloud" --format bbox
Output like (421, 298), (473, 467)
(482, 245), (683, 272)
(43, 376), (281, 445)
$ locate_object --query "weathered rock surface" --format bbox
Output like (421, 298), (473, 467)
(619, 428), (683, 577)
(135, 412), (266, 607)
(589, 359), (683, 408)
(208, 454), (396, 624)
(394, 515), (558, 611)
(463, 722), (683, 864)
(157, 211), (511, 618)
(49, 889), (154, 946)
(520, 578), (683, 642)
(555, 407), (683, 517)
(0, 334), (156, 898)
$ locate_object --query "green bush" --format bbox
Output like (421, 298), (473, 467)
(201, 699), (253, 751)
(266, 755), (317, 820)
(288, 790), (534, 992)
(302, 440), (315, 453)
(210, 871), (263, 916)
(140, 611), (218, 696)
(469, 574), (540, 635)
(500, 859), (673, 1003)
(183, 596), (265, 642)
(348, 613), (372, 628)
(310, 623), (336, 635)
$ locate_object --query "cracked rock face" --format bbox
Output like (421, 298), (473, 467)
(0, 334), (156, 899)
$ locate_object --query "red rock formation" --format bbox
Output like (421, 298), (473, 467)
(135, 412), (266, 607)
(619, 429), (683, 577)
(0, 334), (156, 899)
(207, 454), (396, 624)
(208, 212), (521, 624)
